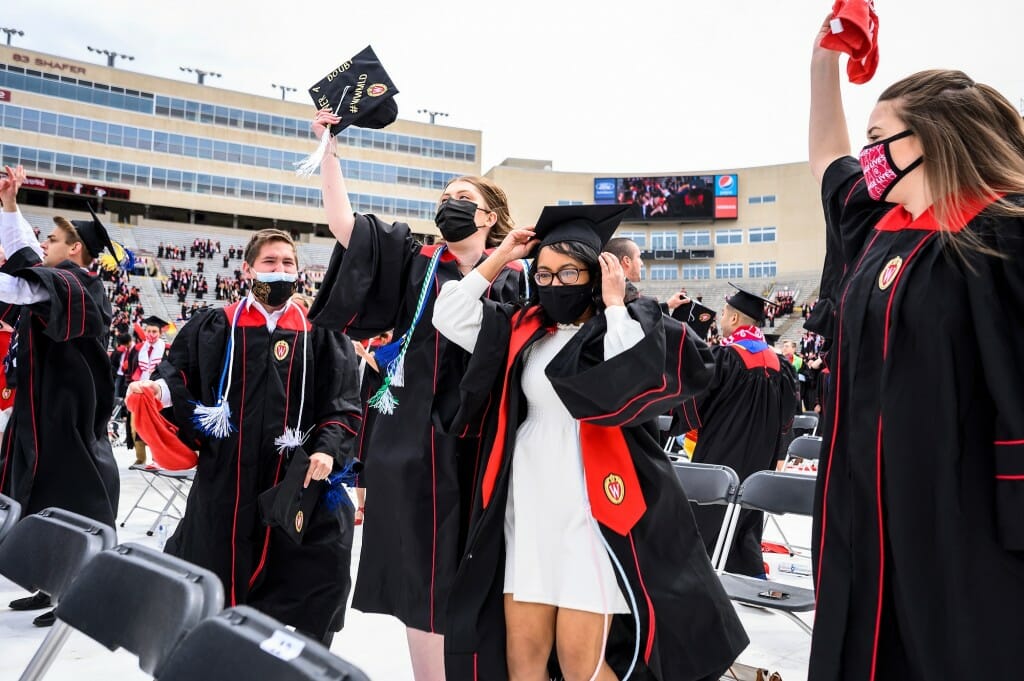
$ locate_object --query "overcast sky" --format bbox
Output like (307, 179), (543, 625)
(4, 1), (1021, 174)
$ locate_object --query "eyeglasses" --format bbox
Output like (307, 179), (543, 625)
(533, 268), (584, 286)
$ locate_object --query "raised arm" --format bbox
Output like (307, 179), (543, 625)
(809, 16), (852, 185)
(0, 165), (45, 261)
(313, 109), (356, 248)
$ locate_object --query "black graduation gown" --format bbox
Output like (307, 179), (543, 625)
(0, 250), (118, 527)
(683, 339), (797, 576)
(308, 213), (523, 633)
(808, 156), (1024, 680)
(156, 300), (362, 639)
(443, 297), (748, 681)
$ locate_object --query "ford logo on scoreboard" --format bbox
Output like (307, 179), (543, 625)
(715, 174), (738, 197)
(594, 178), (617, 203)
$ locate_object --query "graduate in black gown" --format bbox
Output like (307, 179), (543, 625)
(0, 165), (119, 624)
(684, 286), (798, 576)
(433, 206), (747, 681)
(129, 229), (362, 643)
(807, 17), (1024, 680)
(308, 108), (525, 678)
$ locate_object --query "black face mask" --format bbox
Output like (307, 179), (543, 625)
(538, 284), (594, 324)
(251, 277), (297, 307)
(435, 199), (483, 243)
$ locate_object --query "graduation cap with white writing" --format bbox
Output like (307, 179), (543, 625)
(294, 45), (399, 176)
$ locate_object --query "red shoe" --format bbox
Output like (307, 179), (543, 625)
(354, 506), (365, 526)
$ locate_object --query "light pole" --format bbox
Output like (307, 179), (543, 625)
(271, 83), (297, 101)
(87, 46), (135, 67)
(417, 109), (449, 125)
(1, 28), (24, 46)
(180, 67), (221, 85)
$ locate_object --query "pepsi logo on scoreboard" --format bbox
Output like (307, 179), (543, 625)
(714, 174), (737, 197)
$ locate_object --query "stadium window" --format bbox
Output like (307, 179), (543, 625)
(748, 226), (777, 244)
(716, 229), (742, 245)
(715, 262), (744, 279)
(651, 231), (678, 250)
(682, 230), (711, 247)
(748, 261), (778, 278)
(650, 265), (679, 280)
(682, 265), (710, 280)
(617, 232), (646, 249)
(748, 196), (762, 205)
(762, 194), (776, 203)
(556, 200), (584, 206)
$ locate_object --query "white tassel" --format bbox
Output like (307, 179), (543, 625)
(390, 352), (406, 388)
(274, 426), (309, 454)
(293, 130), (332, 177)
(192, 400), (235, 439)
(368, 387), (398, 416)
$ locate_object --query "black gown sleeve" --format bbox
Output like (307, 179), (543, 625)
(546, 297), (715, 427)
(807, 156), (893, 340)
(307, 213), (421, 339)
(964, 209), (1024, 551)
(13, 258), (109, 341)
(154, 308), (228, 448)
(307, 329), (363, 468)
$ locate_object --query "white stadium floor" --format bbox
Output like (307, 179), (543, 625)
(0, 445), (813, 680)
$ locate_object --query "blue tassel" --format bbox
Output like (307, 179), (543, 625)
(322, 460), (363, 513)
(372, 337), (404, 374)
(191, 398), (235, 439)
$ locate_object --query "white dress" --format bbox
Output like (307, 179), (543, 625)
(434, 271), (645, 614)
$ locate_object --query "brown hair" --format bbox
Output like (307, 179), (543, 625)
(445, 176), (514, 248)
(243, 229), (299, 268)
(51, 217), (94, 266)
(878, 70), (1024, 258)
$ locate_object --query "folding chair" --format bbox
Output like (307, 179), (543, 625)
(158, 606), (371, 681)
(0, 507), (116, 613)
(657, 415), (677, 453)
(18, 542), (224, 681)
(717, 471), (817, 635)
(672, 461), (740, 569)
(782, 434), (822, 470)
(0, 492), (21, 544)
(791, 413), (818, 436)
(120, 465), (194, 536)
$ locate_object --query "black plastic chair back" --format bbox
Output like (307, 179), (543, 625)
(786, 435), (823, 460)
(0, 507), (115, 601)
(0, 493), (21, 544)
(791, 414), (819, 433)
(53, 542), (224, 676)
(672, 461), (740, 505)
(158, 606), (372, 681)
(737, 471), (816, 516)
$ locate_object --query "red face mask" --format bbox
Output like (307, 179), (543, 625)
(858, 130), (923, 201)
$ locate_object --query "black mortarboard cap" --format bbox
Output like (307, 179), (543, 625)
(142, 315), (169, 329)
(725, 282), (776, 322)
(764, 333), (781, 346)
(308, 45), (399, 135)
(68, 203), (116, 260)
(672, 298), (717, 338)
(532, 204), (631, 255)
(257, 447), (323, 545)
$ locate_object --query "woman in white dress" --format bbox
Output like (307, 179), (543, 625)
(434, 206), (746, 681)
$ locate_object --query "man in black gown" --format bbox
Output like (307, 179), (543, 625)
(685, 285), (798, 576)
(0, 165), (119, 625)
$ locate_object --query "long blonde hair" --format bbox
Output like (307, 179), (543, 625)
(878, 70), (1024, 258)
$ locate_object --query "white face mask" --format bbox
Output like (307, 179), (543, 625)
(254, 272), (298, 284)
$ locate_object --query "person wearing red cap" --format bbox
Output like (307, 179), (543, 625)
(0, 165), (119, 627)
(808, 14), (1024, 681)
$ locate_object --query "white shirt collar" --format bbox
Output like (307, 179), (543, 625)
(245, 293), (287, 332)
